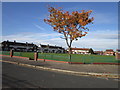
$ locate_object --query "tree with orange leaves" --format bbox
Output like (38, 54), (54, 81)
(44, 7), (94, 54)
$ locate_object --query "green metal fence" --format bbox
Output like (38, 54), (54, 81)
(1, 51), (34, 59)
(38, 53), (69, 62)
(1, 51), (119, 63)
(90, 55), (117, 63)
(71, 54), (119, 63)
(0, 51), (2, 55)
(14, 52), (34, 59)
(0, 51), (10, 55)
(13, 52), (21, 56)
(38, 53), (119, 63)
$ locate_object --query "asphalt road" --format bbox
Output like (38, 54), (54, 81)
(2, 62), (119, 88)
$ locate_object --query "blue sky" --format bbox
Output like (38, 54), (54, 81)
(2, 2), (118, 51)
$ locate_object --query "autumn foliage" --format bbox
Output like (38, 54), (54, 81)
(44, 7), (94, 54)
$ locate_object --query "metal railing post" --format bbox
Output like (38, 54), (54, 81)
(44, 54), (46, 62)
(69, 54), (71, 64)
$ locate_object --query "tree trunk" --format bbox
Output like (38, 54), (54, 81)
(68, 47), (72, 54)
(63, 31), (73, 54)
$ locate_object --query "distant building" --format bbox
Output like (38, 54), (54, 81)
(115, 49), (120, 59)
(38, 44), (65, 53)
(104, 49), (115, 56)
(94, 51), (104, 55)
(69, 48), (94, 54)
(115, 49), (120, 56)
(116, 49), (120, 52)
(1, 40), (38, 52)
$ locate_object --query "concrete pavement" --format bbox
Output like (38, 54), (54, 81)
(1, 55), (120, 79)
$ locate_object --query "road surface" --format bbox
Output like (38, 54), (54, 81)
(2, 62), (119, 88)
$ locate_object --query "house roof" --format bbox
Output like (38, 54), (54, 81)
(105, 49), (114, 52)
(2, 41), (37, 47)
(116, 49), (120, 52)
(71, 48), (90, 51)
(40, 44), (64, 49)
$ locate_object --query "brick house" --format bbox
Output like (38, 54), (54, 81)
(69, 48), (94, 54)
(104, 49), (115, 56)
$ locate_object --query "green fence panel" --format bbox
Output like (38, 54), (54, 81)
(38, 53), (45, 59)
(2, 51), (10, 55)
(71, 54), (84, 63)
(0, 51), (2, 54)
(14, 52), (21, 56)
(21, 52), (34, 59)
(38, 53), (69, 62)
(34, 53), (119, 63)
(70, 54), (93, 63)
(52, 54), (69, 61)
(71, 54), (117, 63)
(13, 52), (34, 59)
(83, 55), (93, 63)
(91, 55), (116, 63)
(44, 54), (52, 60)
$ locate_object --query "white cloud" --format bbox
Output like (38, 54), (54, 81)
(1, 32), (63, 45)
(1, 30), (118, 51)
(86, 30), (118, 39)
(33, 24), (46, 31)
(72, 38), (118, 51)
(71, 30), (118, 50)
